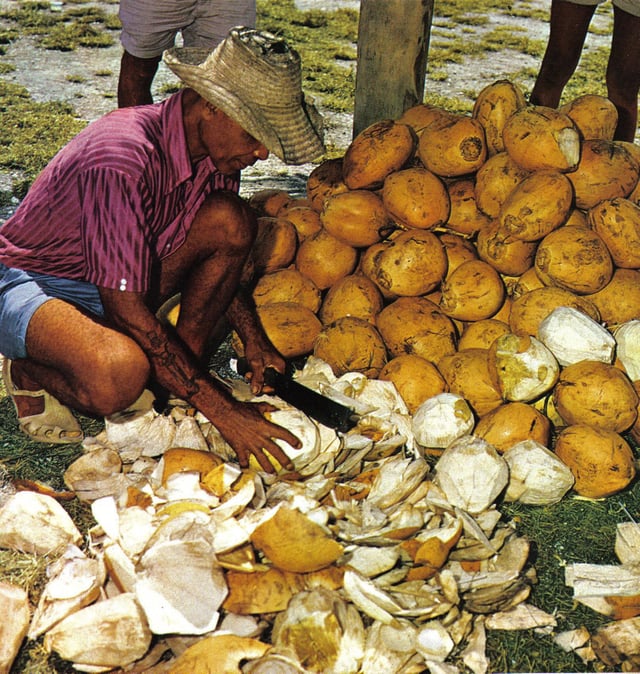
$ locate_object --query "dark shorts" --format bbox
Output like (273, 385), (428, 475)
(0, 264), (104, 359)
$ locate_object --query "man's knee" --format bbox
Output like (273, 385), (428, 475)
(198, 191), (257, 252)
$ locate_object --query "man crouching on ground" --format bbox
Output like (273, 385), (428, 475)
(0, 27), (325, 472)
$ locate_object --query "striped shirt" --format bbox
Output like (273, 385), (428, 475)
(0, 89), (240, 293)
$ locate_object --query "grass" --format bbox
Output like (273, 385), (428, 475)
(0, 0), (636, 672)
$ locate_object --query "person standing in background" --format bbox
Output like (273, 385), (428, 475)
(529, 0), (640, 142)
(117, 0), (256, 107)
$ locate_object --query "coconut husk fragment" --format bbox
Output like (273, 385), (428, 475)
(0, 581), (30, 674)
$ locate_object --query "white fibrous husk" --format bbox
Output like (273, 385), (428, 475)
(0, 491), (82, 555)
(105, 406), (177, 458)
(503, 439), (575, 505)
(267, 406), (322, 471)
(565, 562), (640, 617)
(135, 518), (227, 635)
(415, 621), (455, 662)
(344, 545), (400, 577)
(359, 620), (419, 674)
(461, 617), (489, 674)
(412, 393), (475, 448)
(484, 602), (557, 630)
(63, 447), (125, 502)
(43, 593), (152, 672)
(271, 587), (365, 674)
(366, 455), (430, 509)
(615, 522), (640, 565)
(491, 334), (560, 402)
(615, 320), (640, 381)
(0, 581), (30, 674)
(434, 436), (509, 514)
(537, 306), (615, 366)
(28, 545), (106, 639)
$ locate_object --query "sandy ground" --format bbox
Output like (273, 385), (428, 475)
(0, 0), (615, 207)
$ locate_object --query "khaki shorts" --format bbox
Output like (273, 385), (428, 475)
(565, 0), (640, 18)
(119, 0), (257, 58)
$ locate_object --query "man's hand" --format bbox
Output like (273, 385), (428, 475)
(215, 397), (302, 473)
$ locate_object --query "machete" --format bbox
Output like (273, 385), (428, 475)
(237, 360), (358, 433)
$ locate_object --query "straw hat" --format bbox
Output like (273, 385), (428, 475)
(163, 27), (326, 165)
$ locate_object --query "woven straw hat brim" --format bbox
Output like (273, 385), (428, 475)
(164, 45), (325, 165)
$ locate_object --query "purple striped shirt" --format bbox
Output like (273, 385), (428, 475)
(0, 90), (239, 292)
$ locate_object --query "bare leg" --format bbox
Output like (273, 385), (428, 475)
(10, 301), (150, 418)
(530, 0), (596, 107)
(155, 190), (257, 363)
(117, 50), (161, 107)
(607, 6), (640, 141)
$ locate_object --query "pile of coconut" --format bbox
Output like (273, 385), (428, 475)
(2, 81), (640, 673)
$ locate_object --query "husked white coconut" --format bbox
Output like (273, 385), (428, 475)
(489, 333), (560, 402)
(615, 320), (640, 381)
(43, 593), (152, 670)
(538, 306), (615, 366)
(0, 491), (81, 555)
(0, 581), (30, 674)
(412, 393), (475, 448)
(503, 439), (575, 505)
(434, 436), (509, 514)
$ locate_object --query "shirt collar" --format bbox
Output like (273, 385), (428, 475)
(159, 89), (198, 191)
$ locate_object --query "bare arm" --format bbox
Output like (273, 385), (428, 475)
(225, 288), (287, 394)
(99, 287), (301, 471)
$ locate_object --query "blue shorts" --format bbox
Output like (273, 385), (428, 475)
(0, 264), (104, 360)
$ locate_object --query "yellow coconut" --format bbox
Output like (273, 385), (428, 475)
(343, 119), (417, 190)
(376, 296), (457, 364)
(509, 286), (600, 337)
(313, 316), (387, 378)
(252, 268), (322, 313)
(474, 402), (552, 453)
(282, 206), (323, 241)
(252, 216), (298, 274)
(553, 360), (639, 432)
(445, 178), (492, 236)
(162, 447), (223, 485)
(364, 229), (448, 297)
(437, 348), (503, 417)
(257, 302), (323, 359)
(379, 354), (448, 415)
(418, 111), (488, 178)
(630, 381), (640, 445)
(509, 266), (546, 299)
(564, 208), (590, 227)
(439, 232), (479, 277)
(567, 139), (639, 210)
(554, 425), (636, 498)
(319, 273), (383, 325)
(476, 219), (538, 276)
(472, 79), (527, 155)
(475, 152), (531, 218)
(558, 93), (618, 141)
(586, 268), (640, 326)
(439, 259), (506, 321)
(498, 171), (574, 241)
(502, 105), (580, 172)
(397, 103), (453, 136)
(249, 188), (294, 217)
(382, 167), (451, 230)
(534, 225), (613, 294)
(306, 157), (349, 212)
(295, 228), (358, 290)
(588, 197), (640, 269)
(458, 318), (511, 351)
(320, 189), (389, 248)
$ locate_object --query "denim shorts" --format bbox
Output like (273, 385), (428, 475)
(119, 0), (257, 58)
(0, 264), (104, 360)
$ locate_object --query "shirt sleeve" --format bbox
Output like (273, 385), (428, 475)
(78, 167), (153, 293)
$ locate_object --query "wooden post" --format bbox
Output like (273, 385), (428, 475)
(353, 0), (434, 138)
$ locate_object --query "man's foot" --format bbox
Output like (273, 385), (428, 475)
(2, 358), (84, 444)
